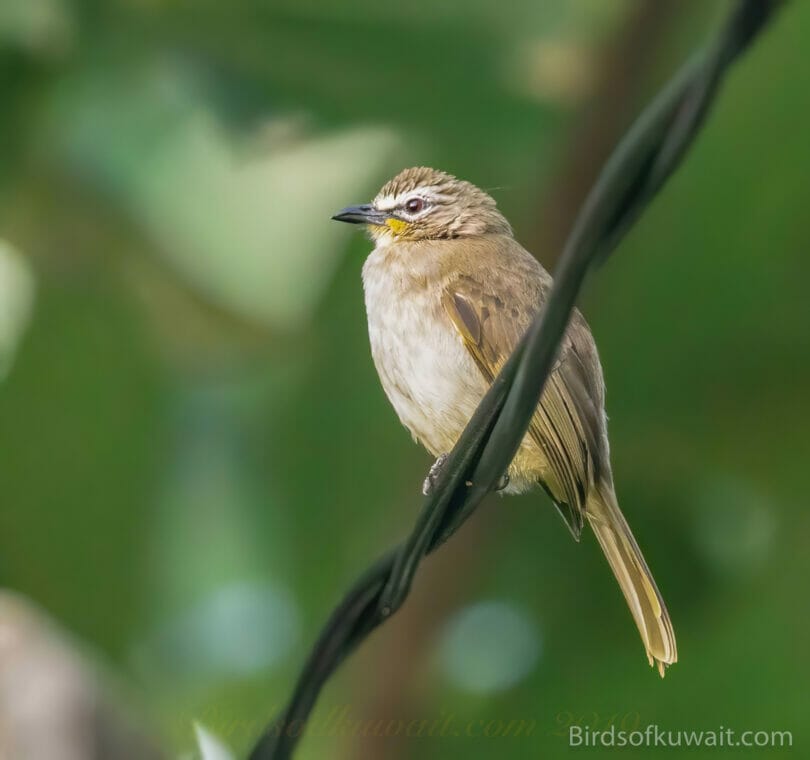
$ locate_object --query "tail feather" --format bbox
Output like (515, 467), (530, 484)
(586, 484), (677, 676)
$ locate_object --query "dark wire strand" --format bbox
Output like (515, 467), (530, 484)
(248, 2), (782, 757)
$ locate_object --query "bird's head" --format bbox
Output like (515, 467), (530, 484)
(332, 166), (512, 243)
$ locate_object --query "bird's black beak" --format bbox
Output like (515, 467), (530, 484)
(331, 204), (388, 226)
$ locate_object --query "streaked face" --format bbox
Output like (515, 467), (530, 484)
(369, 184), (447, 240)
(331, 167), (512, 241)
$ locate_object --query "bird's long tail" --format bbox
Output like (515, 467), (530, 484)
(586, 484), (677, 676)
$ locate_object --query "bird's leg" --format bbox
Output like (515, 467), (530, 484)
(423, 455), (509, 495)
(422, 453), (449, 496)
(495, 471), (510, 492)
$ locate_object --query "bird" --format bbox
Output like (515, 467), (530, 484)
(332, 166), (677, 676)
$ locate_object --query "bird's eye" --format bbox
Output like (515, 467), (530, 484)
(404, 197), (424, 214)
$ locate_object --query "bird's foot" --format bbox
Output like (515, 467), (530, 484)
(422, 453), (450, 496)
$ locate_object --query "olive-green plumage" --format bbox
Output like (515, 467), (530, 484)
(333, 166), (677, 675)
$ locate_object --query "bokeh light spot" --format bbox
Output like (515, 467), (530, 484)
(693, 477), (777, 580)
(437, 600), (541, 694)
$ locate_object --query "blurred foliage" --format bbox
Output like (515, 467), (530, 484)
(1, 1), (808, 759)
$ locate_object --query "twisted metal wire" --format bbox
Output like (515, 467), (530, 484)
(249, 2), (783, 757)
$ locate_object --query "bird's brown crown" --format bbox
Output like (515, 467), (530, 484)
(371, 167), (512, 241)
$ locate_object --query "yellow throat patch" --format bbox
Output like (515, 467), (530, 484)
(384, 218), (409, 236)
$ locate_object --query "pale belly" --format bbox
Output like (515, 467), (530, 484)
(367, 295), (486, 457)
(363, 257), (544, 494)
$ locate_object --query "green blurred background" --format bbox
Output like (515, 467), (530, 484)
(1, 0), (808, 757)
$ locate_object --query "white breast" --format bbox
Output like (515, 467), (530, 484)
(362, 245), (488, 457)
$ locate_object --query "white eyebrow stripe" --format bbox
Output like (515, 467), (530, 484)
(375, 187), (447, 211)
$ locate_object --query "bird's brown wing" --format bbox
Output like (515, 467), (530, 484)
(440, 252), (677, 674)
(441, 276), (606, 540)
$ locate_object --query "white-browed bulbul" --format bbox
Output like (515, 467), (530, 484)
(332, 166), (677, 676)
